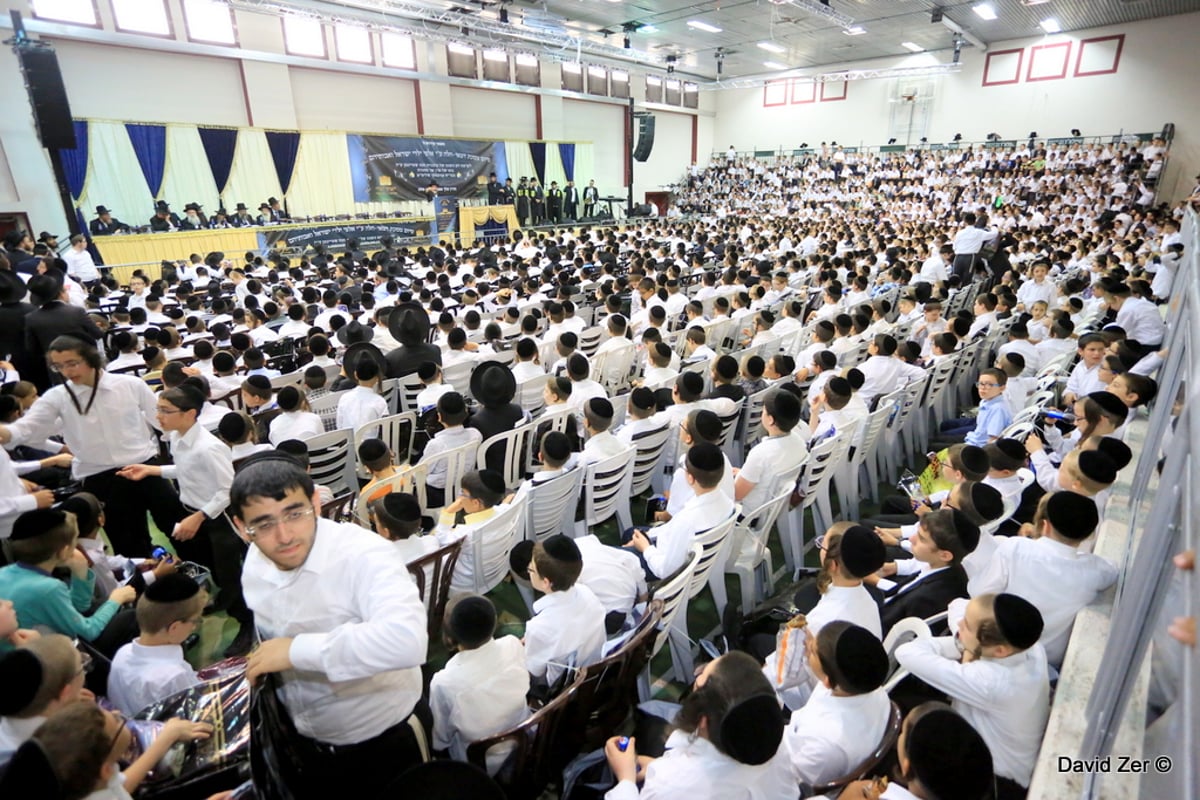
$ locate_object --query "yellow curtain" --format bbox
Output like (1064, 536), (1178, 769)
(458, 205), (518, 247)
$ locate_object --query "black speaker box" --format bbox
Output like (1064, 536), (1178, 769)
(1161, 122), (1175, 140)
(633, 115), (655, 162)
(16, 47), (75, 150)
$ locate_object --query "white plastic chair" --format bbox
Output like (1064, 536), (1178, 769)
(516, 373), (547, 416)
(451, 496), (526, 596)
(668, 513), (737, 681)
(477, 423), (536, 491)
(779, 430), (843, 578)
(521, 467), (584, 544)
(578, 326), (604, 357)
(414, 439), (478, 518)
(591, 341), (637, 393)
(882, 616), (933, 692)
(441, 360), (476, 396)
(615, 424), (673, 531)
(855, 398), (895, 508)
(353, 411), (417, 480)
(724, 487), (792, 615)
(302, 428), (358, 496)
(639, 546), (699, 700)
(734, 387), (771, 467)
(269, 371), (304, 390)
(309, 391), (348, 433)
(573, 447), (636, 537)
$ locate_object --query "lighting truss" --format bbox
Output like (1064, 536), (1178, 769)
(766, 0), (855, 30)
(700, 61), (962, 90)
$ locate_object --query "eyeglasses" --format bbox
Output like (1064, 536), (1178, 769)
(76, 650), (94, 677)
(49, 360), (85, 373)
(156, 406), (185, 416)
(108, 710), (129, 753)
(976, 382), (1000, 389)
(243, 506), (315, 540)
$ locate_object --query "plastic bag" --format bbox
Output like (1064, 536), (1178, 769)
(248, 675), (303, 800)
(771, 613), (810, 691)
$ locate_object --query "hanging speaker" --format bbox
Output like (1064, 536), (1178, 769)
(633, 115), (655, 162)
(1161, 122), (1175, 141)
(16, 46), (75, 150)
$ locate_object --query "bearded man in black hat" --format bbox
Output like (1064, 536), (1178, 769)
(149, 201), (180, 232)
(230, 202), (256, 227)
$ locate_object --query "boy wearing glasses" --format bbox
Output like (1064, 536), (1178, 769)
(107, 574), (207, 715)
(935, 368), (1011, 448)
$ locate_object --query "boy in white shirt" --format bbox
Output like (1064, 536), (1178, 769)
(1062, 333), (1108, 405)
(510, 337), (545, 384)
(336, 359), (388, 436)
(370, 491), (439, 564)
(581, 397), (626, 464)
(429, 595), (529, 775)
(107, 574), (206, 715)
(523, 534), (607, 687)
(420, 392), (483, 508)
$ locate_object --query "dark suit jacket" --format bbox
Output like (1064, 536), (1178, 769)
(879, 565), (969, 636)
(89, 217), (130, 236)
(385, 343), (441, 380)
(0, 300), (38, 382)
(24, 301), (106, 390)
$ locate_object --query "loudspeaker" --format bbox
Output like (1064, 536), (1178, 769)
(633, 115), (655, 162)
(930, 7), (943, 23)
(16, 46), (75, 150)
(1161, 122), (1175, 141)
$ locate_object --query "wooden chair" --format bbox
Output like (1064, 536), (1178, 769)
(318, 490), (354, 522)
(212, 388), (244, 412)
(576, 600), (663, 750)
(406, 539), (464, 641)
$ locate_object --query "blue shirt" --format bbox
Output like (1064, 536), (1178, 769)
(966, 396), (1012, 447)
(0, 563), (120, 652)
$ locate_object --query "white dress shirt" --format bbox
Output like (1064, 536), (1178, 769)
(582, 431), (628, 464)
(971, 536), (1118, 666)
(739, 432), (808, 513)
(511, 360), (545, 384)
(575, 533), (647, 616)
(643, 489), (735, 580)
(268, 410), (325, 446)
(896, 636), (1050, 786)
(242, 518), (428, 745)
(160, 423), (233, 518)
(429, 635), (530, 774)
(420, 425), (483, 489)
(605, 728), (798, 800)
(63, 247), (100, 282)
(855, 356), (924, 406)
(666, 451), (736, 516)
(107, 640), (200, 715)
(0, 446), (38, 540)
(524, 583), (607, 684)
(784, 684), (891, 786)
(336, 386), (389, 436)
(1115, 296), (1165, 346)
(5, 372), (159, 479)
(0, 714), (44, 761)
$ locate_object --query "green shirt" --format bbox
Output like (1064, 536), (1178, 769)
(0, 563), (119, 651)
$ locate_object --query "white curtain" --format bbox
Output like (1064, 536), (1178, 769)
(223, 129), (282, 214)
(77, 122), (153, 229)
(288, 133), (428, 219)
(159, 125), (221, 215)
(504, 141), (537, 183)
(573, 143), (595, 190)
(544, 145), (567, 189)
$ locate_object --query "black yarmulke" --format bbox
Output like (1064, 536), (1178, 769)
(679, 371), (704, 396)
(687, 442), (724, 473)
(838, 525), (886, 578)
(540, 431), (571, 462)
(832, 623), (889, 694)
(381, 492), (422, 522)
(959, 445), (990, 477)
(993, 437), (1027, 465)
(552, 376), (572, 397)
(10, 508), (66, 541)
(587, 397), (614, 419)
(478, 469), (507, 496)
(629, 387), (655, 410)
(968, 482), (1005, 523)
(1094, 437), (1132, 471)
(718, 695), (784, 765)
(218, 412), (249, 441)
(993, 593), (1044, 650)
(692, 409), (723, 442)
(907, 707), (995, 800)
(1077, 450), (1117, 485)
(417, 361), (439, 381)
(448, 595), (496, 649)
(1045, 491), (1099, 540)
(949, 509), (981, 554)
(437, 391), (466, 416)
(1086, 390), (1127, 420)
(357, 438), (388, 463)
(143, 572), (201, 603)
(245, 374), (271, 392)
(542, 533), (582, 563)
(276, 385), (301, 411)
(825, 376), (851, 396)
(0, 650), (43, 715)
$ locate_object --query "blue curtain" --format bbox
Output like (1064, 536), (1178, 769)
(557, 143), (575, 182)
(265, 131), (301, 194)
(125, 123), (167, 198)
(197, 127), (238, 196)
(529, 142), (546, 185)
(476, 218), (508, 243)
(58, 120), (89, 200)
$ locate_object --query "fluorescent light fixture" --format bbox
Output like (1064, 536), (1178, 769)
(763, 60), (789, 70)
(972, 3), (997, 21)
(687, 20), (722, 33)
(515, 52), (538, 66)
(901, 41), (923, 52)
(483, 48), (507, 62)
(646, 74), (662, 85)
(448, 42), (475, 55)
(1039, 17), (1061, 33)
(758, 41), (786, 53)
(639, 24), (658, 33)
(562, 61), (582, 73)
(843, 26), (866, 35)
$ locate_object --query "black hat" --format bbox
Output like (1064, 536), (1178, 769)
(0, 650), (43, 715)
(235, 203), (248, 211)
(357, 438), (389, 464)
(587, 396), (614, 420)
(0, 269), (27, 304)
(478, 468), (507, 497)
(470, 361), (516, 409)
(381, 492), (421, 523)
(907, 707), (995, 800)
(218, 411), (249, 441)
(717, 694), (785, 765)
(143, 572), (202, 602)
(336, 319), (374, 346)
(95, 205), (111, 214)
(629, 387), (656, 411)
(388, 302), (431, 346)
(1086, 390), (1128, 420)
(1076, 450), (1117, 485)
(341, 342), (387, 384)
(37, 231), (57, 244)
(11, 508), (66, 541)
(542, 533), (582, 563)
(448, 595), (497, 649)
(968, 482), (1005, 523)
(829, 622), (889, 694)
(417, 361), (439, 381)
(155, 200), (171, 212)
(1094, 437), (1132, 471)
(959, 445), (990, 477)
(993, 593), (1044, 650)
(838, 525), (886, 578)
(184, 202), (203, 212)
(1045, 491), (1100, 540)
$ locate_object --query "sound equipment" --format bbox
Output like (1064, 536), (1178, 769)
(628, 204), (654, 218)
(930, 7), (943, 23)
(15, 45), (75, 150)
(1161, 122), (1175, 141)
(633, 115), (655, 162)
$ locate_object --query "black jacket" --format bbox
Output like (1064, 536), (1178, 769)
(879, 564), (969, 636)
(89, 217), (130, 236)
(23, 301), (106, 390)
(0, 300), (38, 383)
(385, 343), (441, 380)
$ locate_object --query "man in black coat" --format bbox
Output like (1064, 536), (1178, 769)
(149, 201), (181, 232)
(89, 205), (131, 236)
(878, 509), (978, 637)
(563, 180), (579, 221)
(0, 267), (38, 384)
(23, 272), (105, 391)
(4, 230), (39, 275)
(383, 303), (441, 379)
(546, 181), (563, 224)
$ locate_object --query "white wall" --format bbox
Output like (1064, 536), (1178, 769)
(713, 12), (1200, 200)
(633, 110), (693, 201)
(449, 87), (536, 140)
(562, 99), (625, 197)
(290, 69), (417, 133)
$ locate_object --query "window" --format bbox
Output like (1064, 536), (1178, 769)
(283, 16), (326, 58)
(611, 69), (630, 98)
(514, 52), (540, 86)
(683, 81), (699, 109)
(446, 43), (477, 78)
(381, 32), (416, 69)
(335, 23), (372, 64)
(665, 78), (681, 105)
(645, 75), (663, 103)
(586, 65), (608, 96)
(561, 60), (583, 92)
(182, 0), (235, 44)
(31, 0), (97, 26)
(111, 0), (171, 35)
(482, 48), (509, 82)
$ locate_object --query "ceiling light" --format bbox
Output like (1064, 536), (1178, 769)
(901, 41), (923, 52)
(687, 20), (722, 33)
(639, 24), (658, 33)
(1039, 17), (1061, 33)
(972, 4), (997, 21)
(763, 61), (789, 70)
(843, 26), (866, 36)
(758, 41), (786, 53)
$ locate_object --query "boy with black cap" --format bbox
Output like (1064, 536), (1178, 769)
(565, 353), (605, 411)
(436, 469), (508, 594)
(897, 592), (1050, 797)
(624, 443), (736, 581)
(107, 573), (207, 715)
(581, 397), (625, 464)
(336, 358), (388, 436)
(970, 491), (1117, 667)
(419, 392), (482, 509)
(736, 389), (808, 514)
(268, 386), (324, 445)
(359, 438), (400, 506)
(981, 438), (1029, 501)
(615, 387), (666, 447)
(429, 594), (529, 775)
(415, 361), (454, 413)
(784, 621), (892, 787)
(0, 633), (88, 758)
(523, 534), (606, 686)
(371, 492), (438, 563)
